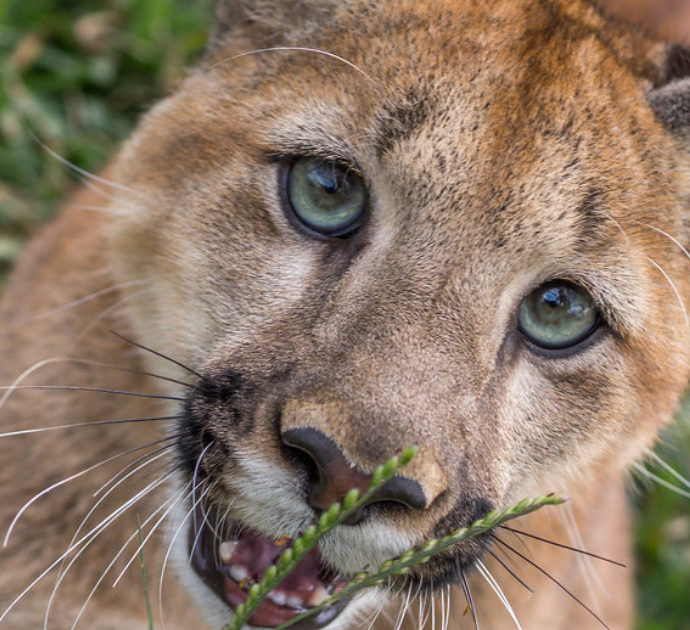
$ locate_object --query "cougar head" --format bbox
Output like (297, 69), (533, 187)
(107, 0), (690, 627)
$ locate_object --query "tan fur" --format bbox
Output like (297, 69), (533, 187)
(1, 1), (689, 628)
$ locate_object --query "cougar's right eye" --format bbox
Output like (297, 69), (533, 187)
(284, 157), (367, 237)
(518, 280), (600, 350)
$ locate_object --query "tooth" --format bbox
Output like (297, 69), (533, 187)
(229, 564), (249, 583)
(267, 590), (287, 606)
(308, 585), (329, 607)
(286, 595), (304, 609)
(219, 542), (237, 564)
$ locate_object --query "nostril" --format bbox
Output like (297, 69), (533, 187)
(281, 427), (427, 522)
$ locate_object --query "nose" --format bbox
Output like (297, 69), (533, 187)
(282, 427), (427, 524)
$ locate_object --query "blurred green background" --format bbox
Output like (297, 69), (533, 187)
(0, 1), (689, 628)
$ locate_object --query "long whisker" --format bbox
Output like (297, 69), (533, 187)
(30, 131), (136, 194)
(15, 279), (148, 324)
(459, 570), (479, 630)
(112, 489), (188, 588)
(210, 47), (375, 83)
(486, 549), (533, 593)
(0, 469), (174, 624)
(0, 415), (180, 439)
(476, 559), (521, 630)
(3, 436), (174, 546)
(644, 255), (690, 331)
(63, 486), (186, 630)
(499, 526), (625, 566)
(54, 448), (174, 594)
(158, 485), (212, 628)
(643, 447), (690, 490)
(492, 535), (610, 629)
(108, 330), (207, 382)
(0, 384), (184, 401)
(632, 462), (690, 499)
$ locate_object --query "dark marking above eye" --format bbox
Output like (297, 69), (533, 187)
(575, 187), (607, 241)
(376, 88), (434, 157)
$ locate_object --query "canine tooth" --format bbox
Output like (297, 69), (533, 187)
(287, 595), (304, 609)
(267, 590), (287, 606)
(229, 564), (249, 583)
(219, 541), (237, 563)
(308, 585), (329, 607)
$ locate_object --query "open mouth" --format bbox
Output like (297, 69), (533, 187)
(190, 505), (351, 629)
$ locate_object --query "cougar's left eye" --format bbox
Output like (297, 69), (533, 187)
(285, 157), (366, 237)
(518, 281), (600, 350)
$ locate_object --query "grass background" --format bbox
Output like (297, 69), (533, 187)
(1, 1), (689, 628)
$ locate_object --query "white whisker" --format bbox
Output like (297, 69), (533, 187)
(643, 447), (690, 489)
(14, 279), (148, 324)
(644, 255), (690, 331)
(210, 47), (375, 83)
(59, 487), (185, 630)
(159, 485), (213, 629)
(633, 462), (690, 498)
(476, 559), (521, 630)
(3, 437), (173, 547)
(0, 470), (173, 624)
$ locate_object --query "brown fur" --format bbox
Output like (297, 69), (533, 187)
(1, 0), (689, 628)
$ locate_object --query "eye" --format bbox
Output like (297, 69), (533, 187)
(285, 157), (367, 237)
(518, 281), (600, 350)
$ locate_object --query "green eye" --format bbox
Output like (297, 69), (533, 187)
(286, 157), (366, 236)
(518, 281), (599, 350)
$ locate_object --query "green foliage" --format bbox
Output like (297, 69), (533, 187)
(0, 0), (211, 282)
(633, 404), (690, 630)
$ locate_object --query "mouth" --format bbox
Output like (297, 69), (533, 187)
(190, 504), (351, 629)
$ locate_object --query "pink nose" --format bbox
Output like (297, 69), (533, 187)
(281, 427), (427, 524)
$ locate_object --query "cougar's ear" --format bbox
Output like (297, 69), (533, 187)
(209, 0), (340, 47)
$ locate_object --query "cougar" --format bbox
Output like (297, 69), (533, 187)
(1, 0), (689, 628)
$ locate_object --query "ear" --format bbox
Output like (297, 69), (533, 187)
(209, 0), (340, 47)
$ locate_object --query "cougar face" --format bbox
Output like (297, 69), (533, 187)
(98, 0), (690, 626)
(3, 0), (690, 628)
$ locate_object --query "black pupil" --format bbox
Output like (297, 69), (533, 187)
(309, 166), (341, 195)
(543, 288), (565, 309)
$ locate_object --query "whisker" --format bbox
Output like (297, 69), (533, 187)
(644, 255), (690, 331)
(499, 526), (625, 567)
(30, 130), (136, 194)
(0, 470), (174, 624)
(210, 46), (375, 83)
(54, 448), (174, 598)
(3, 436), (174, 546)
(62, 487), (186, 630)
(112, 489), (188, 588)
(486, 549), (533, 593)
(632, 462), (690, 499)
(108, 330), (207, 382)
(14, 279), (148, 324)
(0, 415), (180, 439)
(476, 559), (522, 630)
(643, 447), (690, 490)
(48, 357), (198, 391)
(459, 570), (479, 630)
(492, 535), (610, 629)
(158, 485), (212, 628)
(72, 286), (154, 345)
(0, 384), (184, 401)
